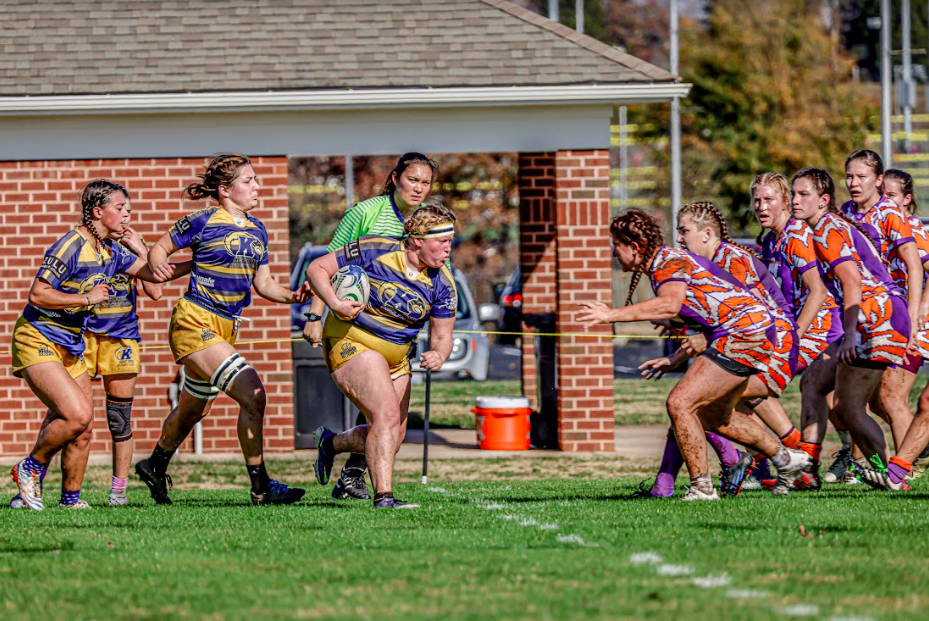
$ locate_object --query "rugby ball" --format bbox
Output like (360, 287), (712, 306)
(331, 265), (370, 304)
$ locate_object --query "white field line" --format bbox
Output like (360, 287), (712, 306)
(426, 487), (606, 548)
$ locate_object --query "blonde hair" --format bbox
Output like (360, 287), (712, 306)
(404, 202), (456, 237)
(750, 173), (791, 210)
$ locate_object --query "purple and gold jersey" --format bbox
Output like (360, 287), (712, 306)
(335, 235), (457, 345)
(23, 229), (137, 355)
(86, 242), (145, 340)
(841, 197), (914, 295)
(169, 207), (269, 318)
(648, 246), (773, 341)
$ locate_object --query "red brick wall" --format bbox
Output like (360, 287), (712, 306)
(518, 150), (614, 452)
(0, 157), (295, 459)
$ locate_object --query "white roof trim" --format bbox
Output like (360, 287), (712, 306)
(0, 84), (691, 115)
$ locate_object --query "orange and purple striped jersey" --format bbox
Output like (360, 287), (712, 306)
(842, 197), (914, 296)
(648, 246), (773, 341)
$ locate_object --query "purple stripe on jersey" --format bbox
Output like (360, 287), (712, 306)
(847, 225), (900, 295)
(748, 253), (794, 320)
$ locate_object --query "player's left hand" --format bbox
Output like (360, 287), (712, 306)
(681, 333), (708, 356)
(419, 350), (445, 371)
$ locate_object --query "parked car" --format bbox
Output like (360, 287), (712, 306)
(412, 267), (490, 381)
(496, 266), (522, 345)
(290, 243), (329, 332)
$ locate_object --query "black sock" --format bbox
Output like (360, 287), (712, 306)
(150, 445), (176, 474)
(344, 452), (367, 472)
(247, 462), (271, 494)
(374, 491), (394, 503)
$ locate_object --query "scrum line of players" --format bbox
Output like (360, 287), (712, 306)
(7, 151), (458, 511)
(578, 150), (929, 500)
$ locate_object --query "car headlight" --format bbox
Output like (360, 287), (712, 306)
(448, 337), (468, 361)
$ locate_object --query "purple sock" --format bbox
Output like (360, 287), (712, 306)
(751, 457), (773, 481)
(888, 462), (909, 484)
(706, 432), (740, 467)
(60, 489), (81, 505)
(651, 429), (684, 497)
(23, 454), (47, 475)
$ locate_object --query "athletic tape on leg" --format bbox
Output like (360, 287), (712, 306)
(210, 353), (250, 393)
(184, 375), (219, 400)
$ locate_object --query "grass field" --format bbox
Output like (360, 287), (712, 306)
(412, 376), (927, 429)
(2, 458), (928, 620)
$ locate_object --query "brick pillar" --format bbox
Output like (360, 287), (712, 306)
(517, 153), (556, 412)
(517, 150), (614, 452)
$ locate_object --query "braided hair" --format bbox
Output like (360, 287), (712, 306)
(80, 179), (128, 247)
(381, 152), (439, 197)
(184, 153), (252, 202)
(679, 200), (759, 259)
(611, 209), (665, 306)
(793, 167), (876, 250)
(884, 168), (919, 214)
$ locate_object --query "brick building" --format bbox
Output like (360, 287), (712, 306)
(0, 0), (688, 458)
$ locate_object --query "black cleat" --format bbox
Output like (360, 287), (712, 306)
(251, 479), (306, 505)
(135, 458), (173, 505)
(373, 496), (420, 509)
(332, 468), (371, 500)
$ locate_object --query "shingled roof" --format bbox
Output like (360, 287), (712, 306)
(0, 0), (676, 97)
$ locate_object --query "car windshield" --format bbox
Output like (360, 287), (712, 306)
(291, 247), (329, 289)
(455, 280), (470, 320)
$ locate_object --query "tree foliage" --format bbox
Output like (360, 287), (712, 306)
(678, 0), (877, 229)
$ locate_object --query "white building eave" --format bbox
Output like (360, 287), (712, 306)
(0, 83), (691, 115)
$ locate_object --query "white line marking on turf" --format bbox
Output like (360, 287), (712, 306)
(690, 574), (731, 588)
(776, 604), (819, 616)
(725, 589), (770, 600)
(629, 552), (663, 565)
(656, 564), (694, 576)
(556, 534), (599, 547)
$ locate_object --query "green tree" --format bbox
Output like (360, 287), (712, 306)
(678, 0), (878, 229)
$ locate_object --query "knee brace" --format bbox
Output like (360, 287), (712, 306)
(183, 375), (220, 401)
(106, 395), (133, 443)
(211, 353), (251, 393)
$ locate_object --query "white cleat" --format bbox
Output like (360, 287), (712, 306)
(11, 460), (43, 511)
(773, 449), (812, 496)
(681, 486), (720, 501)
(108, 492), (129, 507)
(58, 500), (92, 509)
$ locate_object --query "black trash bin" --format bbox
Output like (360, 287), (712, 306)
(292, 337), (360, 449)
(524, 312), (559, 449)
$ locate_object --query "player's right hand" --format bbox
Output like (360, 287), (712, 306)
(303, 319), (323, 348)
(87, 283), (111, 305)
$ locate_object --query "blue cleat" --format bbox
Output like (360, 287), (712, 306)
(721, 452), (752, 497)
(251, 479), (306, 505)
